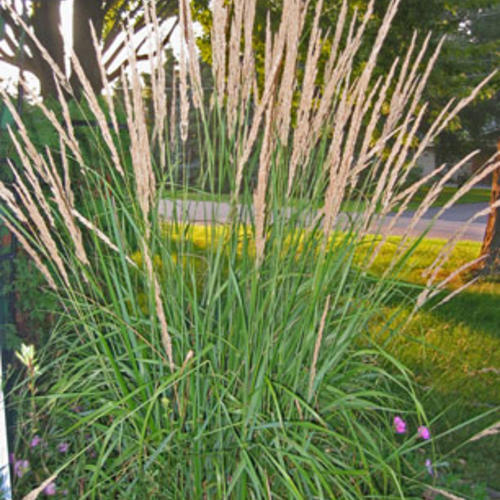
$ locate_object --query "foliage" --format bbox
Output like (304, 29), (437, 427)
(433, 3), (500, 162)
(7, 230), (499, 496)
(0, 250), (57, 349)
(192, 0), (500, 157)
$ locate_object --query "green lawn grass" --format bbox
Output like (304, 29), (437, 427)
(367, 238), (500, 491)
(408, 186), (491, 208)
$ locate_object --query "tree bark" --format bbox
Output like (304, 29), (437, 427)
(70, 0), (105, 97)
(31, 0), (66, 99)
(479, 138), (500, 274)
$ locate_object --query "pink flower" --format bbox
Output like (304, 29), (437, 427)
(393, 416), (407, 434)
(30, 435), (42, 448)
(418, 426), (431, 440)
(58, 442), (69, 453)
(14, 459), (29, 478)
(43, 482), (56, 496)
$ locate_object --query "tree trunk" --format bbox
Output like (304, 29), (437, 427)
(31, 0), (65, 99)
(70, 0), (105, 97)
(479, 138), (500, 274)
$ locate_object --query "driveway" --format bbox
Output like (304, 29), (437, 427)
(158, 199), (491, 242)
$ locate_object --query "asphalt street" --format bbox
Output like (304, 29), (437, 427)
(158, 200), (491, 242)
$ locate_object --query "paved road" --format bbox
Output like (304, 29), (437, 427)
(414, 203), (489, 223)
(376, 203), (490, 241)
(159, 200), (491, 242)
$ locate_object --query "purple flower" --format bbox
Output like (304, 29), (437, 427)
(418, 426), (431, 440)
(14, 459), (29, 478)
(43, 482), (56, 496)
(30, 435), (42, 448)
(58, 442), (69, 453)
(393, 416), (407, 434)
(425, 458), (434, 476)
(9, 453), (15, 464)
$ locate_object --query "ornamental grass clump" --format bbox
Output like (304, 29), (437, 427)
(1, 0), (498, 497)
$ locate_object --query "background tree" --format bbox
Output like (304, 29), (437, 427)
(192, 0), (499, 158)
(434, 3), (500, 164)
(0, 0), (178, 99)
(478, 138), (500, 274)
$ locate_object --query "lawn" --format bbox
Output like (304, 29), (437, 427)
(366, 237), (500, 494)
(408, 185), (491, 208)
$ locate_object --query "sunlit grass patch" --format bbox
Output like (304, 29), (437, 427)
(361, 237), (481, 286)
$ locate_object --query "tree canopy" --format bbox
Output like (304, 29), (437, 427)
(192, 0), (499, 157)
(432, 2), (500, 161)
